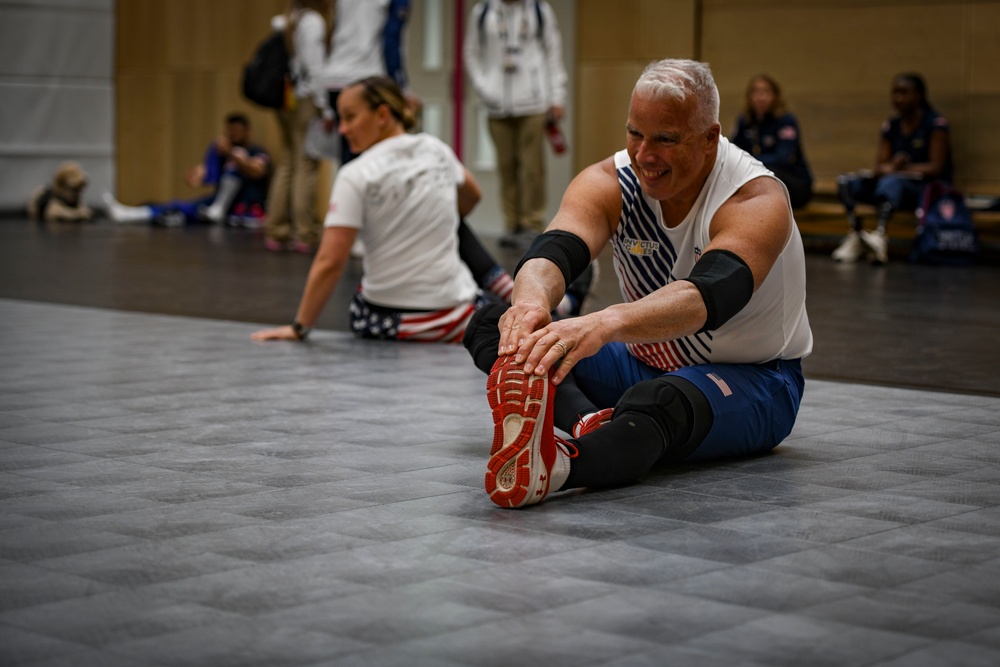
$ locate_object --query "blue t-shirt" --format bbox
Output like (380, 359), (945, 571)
(881, 109), (952, 183)
(202, 143), (271, 207)
(731, 112), (813, 185)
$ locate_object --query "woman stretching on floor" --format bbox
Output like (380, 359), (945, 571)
(251, 76), (516, 344)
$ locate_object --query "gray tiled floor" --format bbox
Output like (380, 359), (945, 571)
(2, 297), (1000, 666)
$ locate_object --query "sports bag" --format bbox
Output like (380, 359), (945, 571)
(241, 31), (290, 109)
(910, 181), (979, 265)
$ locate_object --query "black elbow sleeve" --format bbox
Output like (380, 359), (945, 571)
(684, 249), (755, 332)
(513, 230), (591, 288)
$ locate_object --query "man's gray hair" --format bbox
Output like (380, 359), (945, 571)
(633, 59), (720, 132)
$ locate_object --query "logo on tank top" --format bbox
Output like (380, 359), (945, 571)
(624, 237), (659, 257)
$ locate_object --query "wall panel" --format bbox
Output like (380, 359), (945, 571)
(575, 0), (697, 171)
(114, 0), (1000, 212)
(116, 0), (290, 205)
(576, 0), (1000, 194)
(0, 0), (114, 209)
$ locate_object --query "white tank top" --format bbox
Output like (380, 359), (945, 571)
(611, 138), (813, 371)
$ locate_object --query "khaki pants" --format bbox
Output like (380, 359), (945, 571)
(488, 113), (547, 234)
(266, 98), (322, 246)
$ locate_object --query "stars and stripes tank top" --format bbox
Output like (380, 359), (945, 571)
(611, 139), (812, 372)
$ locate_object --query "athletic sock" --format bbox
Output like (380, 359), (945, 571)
(202, 174), (240, 223)
(483, 266), (514, 303)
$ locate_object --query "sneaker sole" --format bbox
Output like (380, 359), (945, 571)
(485, 355), (555, 508)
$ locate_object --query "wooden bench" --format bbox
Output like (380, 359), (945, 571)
(793, 188), (1000, 262)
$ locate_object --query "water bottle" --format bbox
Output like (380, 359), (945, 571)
(545, 118), (567, 155)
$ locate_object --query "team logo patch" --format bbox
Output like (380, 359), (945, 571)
(625, 237), (659, 257)
(706, 372), (733, 397)
(778, 126), (797, 140)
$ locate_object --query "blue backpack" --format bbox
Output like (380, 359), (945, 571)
(910, 182), (979, 265)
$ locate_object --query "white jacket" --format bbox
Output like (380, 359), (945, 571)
(463, 0), (567, 118)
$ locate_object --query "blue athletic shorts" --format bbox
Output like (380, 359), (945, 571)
(571, 342), (805, 462)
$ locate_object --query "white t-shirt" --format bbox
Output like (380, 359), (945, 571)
(319, 0), (390, 91)
(324, 133), (479, 310)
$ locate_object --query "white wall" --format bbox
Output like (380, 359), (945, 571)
(0, 0), (115, 211)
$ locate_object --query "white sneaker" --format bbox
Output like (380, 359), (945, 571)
(860, 230), (888, 265)
(831, 231), (866, 263)
(102, 192), (151, 224)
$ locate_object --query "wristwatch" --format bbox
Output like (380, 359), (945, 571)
(291, 319), (312, 340)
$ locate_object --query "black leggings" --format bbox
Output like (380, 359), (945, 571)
(463, 303), (713, 489)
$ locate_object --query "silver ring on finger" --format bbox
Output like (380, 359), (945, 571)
(554, 340), (568, 357)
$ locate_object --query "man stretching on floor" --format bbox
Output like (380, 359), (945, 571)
(463, 59), (813, 508)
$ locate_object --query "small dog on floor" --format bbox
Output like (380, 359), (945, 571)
(27, 161), (94, 222)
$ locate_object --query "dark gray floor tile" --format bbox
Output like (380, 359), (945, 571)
(682, 473), (857, 505)
(0, 445), (96, 472)
(351, 615), (662, 667)
(110, 619), (372, 667)
(838, 524), (1000, 565)
(259, 587), (509, 646)
(144, 561), (376, 616)
(874, 640), (1000, 667)
(628, 524), (815, 565)
(0, 625), (117, 667)
(887, 478), (1000, 508)
(802, 491), (981, 524)
(963, 624), (1000, 650)
(750, 544), (960, 588)
(926, 506), (1000, 537)
(2, 299), (1000, 666)
(543, 587), (760, 643)
(898, 562), (1000, 610)
(0, 563), (114, 613)
(602, 488), (775, 524)
(0, 422), (118, 447)
(67, 504), (266, 541)
(710, 506), (904, 543)
(0, 472), (69, 500)
(0, 590), (242, 649)
(799, 588), (1000, 640)
(804, 426), (950, 451)
(659, 565), (870, 612)
(914, 438), (1000, 463)
(514, 541), (729, 586)
(2, 487), (164, 522)
(0, 521), (140, 562)
(34, 540), (254, 587)
(602, 645), (773, 667)
(760, 463), (932, 492)
(680, 613), (929, 667)
(422, 567), (621, 615)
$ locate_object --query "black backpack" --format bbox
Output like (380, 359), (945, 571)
(242, 31), (290, 109)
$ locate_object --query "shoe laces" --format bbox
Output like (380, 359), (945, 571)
(572, 407), (614, 439)
(554, 435), (579, 459)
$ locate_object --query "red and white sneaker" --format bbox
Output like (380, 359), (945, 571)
(485, 355), (576, 508)
(571, 407), (614, 438)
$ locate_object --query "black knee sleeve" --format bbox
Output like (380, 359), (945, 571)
(463, 302), (508, 374)
(615, 376), (713, 462)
